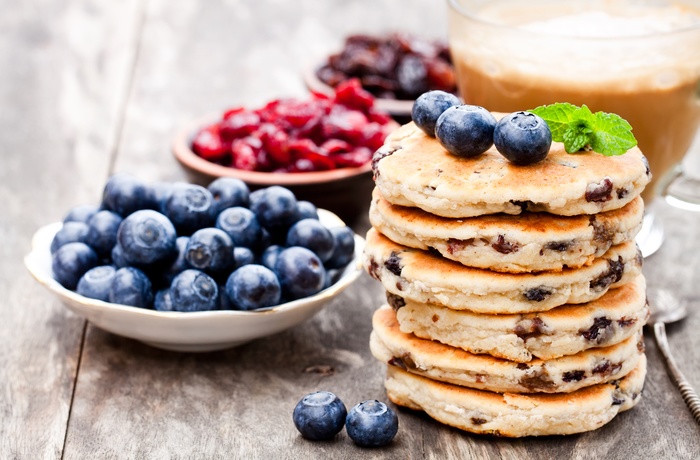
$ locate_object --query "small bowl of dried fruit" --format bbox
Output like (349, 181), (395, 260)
(173, 80), (398, 222)
(304, 33), (458, 121)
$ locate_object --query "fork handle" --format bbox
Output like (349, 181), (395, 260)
(654, 322), (700, 424)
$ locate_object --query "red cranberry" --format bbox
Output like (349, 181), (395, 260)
(334, 79), (374, 112)
(192, 125), (229, 162)
(220, 111), (260, 142)
(332, 147), (373, 168)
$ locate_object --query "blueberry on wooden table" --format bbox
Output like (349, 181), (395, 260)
(435, 105), (496, 158)
(346, 400), (398, 448)
(293, 391), (347, 441)
(494, 111), (552, 166)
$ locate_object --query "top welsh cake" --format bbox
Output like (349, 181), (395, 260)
(373, 122), (651, 218)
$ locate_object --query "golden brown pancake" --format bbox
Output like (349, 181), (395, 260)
(373, 122), (650, 218)
(384, 355), (646, 437)
(370, 188), (643, 272)
(363, 228), (643, 314)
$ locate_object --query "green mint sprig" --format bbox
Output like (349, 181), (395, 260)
(529, 103), (637, 156)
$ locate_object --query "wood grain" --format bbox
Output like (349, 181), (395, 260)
(0, 0), (143, 458)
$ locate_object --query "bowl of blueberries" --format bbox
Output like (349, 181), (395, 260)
(25, 174), (363, 352)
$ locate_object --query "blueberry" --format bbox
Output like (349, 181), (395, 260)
(296, 201), (319, 220)
(435, 105), (497, 158)
(225, 265), (281, 310)
(346, 400), (398, 448)
(85, 210), (123, 258)
(185, 228), (234, 274)
(63, 205), (99, 224)
(275, 247), (325, 300)
(216, 207), (262, 249)
(325, 226), (356, 269)
(159, 236), (191, 285)
(260, 245), (284, 271)
(233, 247), (255, 270)
(52, 242), (99, 290)
(411, 90), (462, 136)
(117, 210), (177, 265)
(250, 186), (298, 229)
(109, 267), (153, 308)
(76, 265), (116, 302)
(286, 219), (335, 263)
(208, 177), (250, 214)
(292, 391), (347, 441)
(101, 173), (148, 217)
(144, 181), (174, 212)
(163, 183), (216, 235)
(494, 111), (552, 165)
(154, 289), (175, 312)
(51, 222), (89, 254)
(169, 269), (218, 312)
(111, 243), (129, 268)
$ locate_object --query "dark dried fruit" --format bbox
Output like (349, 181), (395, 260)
(592, 360), (622, 377)
(562, 370), (586, 382)
(386, 292), (405, 310)
(524, 287), (553, 302)
(371, 145), (401, 179)
(580, 317), (613, 341)
(543, 241), (572, 252)
(389, 353), (417, 370)
(590, 257), (624, 292)
(585, 178), (614, 202)
(471, 417), (488, 425)
(617, 317), (637, 328)
(520, 370), (556, 391)
(492, 235), (519, 254)
(514, 317), (549, 340)
(616, 187), (629, 200)
(317, 33), (457, 100)
(385, 251), (402, 276)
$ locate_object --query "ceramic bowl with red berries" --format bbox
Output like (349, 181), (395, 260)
(173, 80), (398, 222)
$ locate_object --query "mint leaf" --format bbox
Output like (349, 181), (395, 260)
(589, 111), (637, 156)
(528, 103), (637, 156)
(529, 103), (578, 141)
(562, 126), (589, 153)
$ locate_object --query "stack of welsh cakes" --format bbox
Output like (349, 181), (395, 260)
(363, 122), (652, 437)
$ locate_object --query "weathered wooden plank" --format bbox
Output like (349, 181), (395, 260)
(0, 0), (143, 458)
(62, 0), (700, 458)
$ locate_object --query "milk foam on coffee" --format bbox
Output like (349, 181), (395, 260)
(452, 3), (700, 88)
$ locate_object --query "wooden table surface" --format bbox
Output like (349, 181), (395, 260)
(2, 0), (699, 458)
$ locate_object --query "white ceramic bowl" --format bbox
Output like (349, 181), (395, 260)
(25, 210), (364, 353)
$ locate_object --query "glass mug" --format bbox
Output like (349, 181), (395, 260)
(447, 0), (700, 255)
